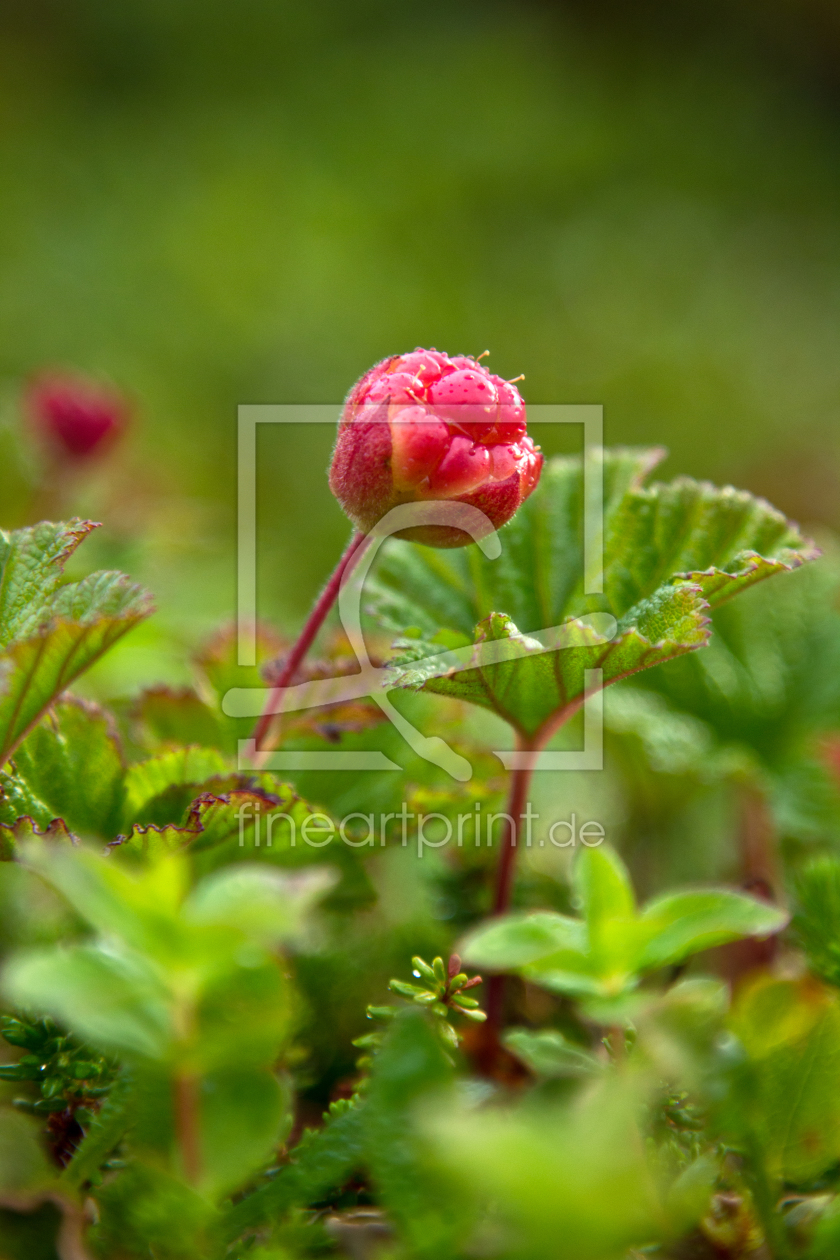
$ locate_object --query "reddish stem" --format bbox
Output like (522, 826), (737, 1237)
(173, 1072), (202, 1185)
(492, 741), (538, 916)
(252, 531), (366, 752)
(485, 737), (538, 1035)
(481, 695), (591, 1055)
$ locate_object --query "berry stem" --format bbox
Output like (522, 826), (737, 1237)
(252, 530), (366, 753)
(481, 693), (591, 1059)
(485, 737), (538, 1034)
(173, 1071), (202, 1185)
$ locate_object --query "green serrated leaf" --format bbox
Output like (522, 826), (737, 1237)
(370, 449), (816, 738)
(635, 548), (840, 843)
(0, 521), (152, 766)
(0, 769), (53, 830)
(13, 697), (125, 839)
(113, 785), (340, 882)
(122, 746), (230, 830)
(0, 815), (74, 860)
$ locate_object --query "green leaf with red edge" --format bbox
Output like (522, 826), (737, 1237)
(13, 697), (125, 839)
(121, 746), (230, 829)
(0, 815), (75, 860)
(0, 520), (152, 766)
(0, 768), (53, 831)
(113, 784), (330, 864)
(370, 448), (818, 739)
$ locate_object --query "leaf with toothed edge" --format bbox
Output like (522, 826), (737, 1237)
(0, 520), (153, 766)
(0, 815), (75, 861)
(111, 785), (336, 866)
(13, 697), (126, 839)
(369, 449), (818, 739)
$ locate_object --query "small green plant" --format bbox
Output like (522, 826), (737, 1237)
(355, 953), (484, 1057)
(0, 1014), (117, 1165)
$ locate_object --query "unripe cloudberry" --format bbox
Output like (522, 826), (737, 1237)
(27, 372), (128, 461)
(329, 349), (542, 547)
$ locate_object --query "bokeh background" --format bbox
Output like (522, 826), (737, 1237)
(0, 0), (838, 691)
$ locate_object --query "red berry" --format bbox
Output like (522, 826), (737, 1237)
(27, 372), (127, 461)
(329, 348), (542, 547)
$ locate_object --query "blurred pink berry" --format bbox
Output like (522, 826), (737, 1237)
(329, 349), (542, 547)
(27, 372), (128, 461)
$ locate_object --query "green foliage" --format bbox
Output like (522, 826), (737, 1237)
(502, 1027), (602, 1079)
(634, 550), (840, 846)
(374, 449), (816, 740)
(0, 1013), (116, 1122)
(725, 975), (840, 1185)
(0, 522), (152, 765)
(355, 957), (483, 1059)
(221, 1098), (366, 1241)
(1, 846), (333, 1204)
(12, 698), (126, 839)
(794, 857), (840, 988)
(121, 746), (230, 827)
(462, 844), (787, 1007)
(362, 1010), (468, 1260)
(424, 1075), (698, 1260)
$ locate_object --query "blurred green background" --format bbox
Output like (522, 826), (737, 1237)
(0, 0), (838, 691)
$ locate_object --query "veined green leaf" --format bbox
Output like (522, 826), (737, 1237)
(635, 549), (840, 844)
(113, 784), (337, 876)
(0, 769), (53, 831)
(371, 449), (816, 738)
(0, 521), (152, 766)
(132, 685), (226, 752)
(13, 697), (125, 839)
